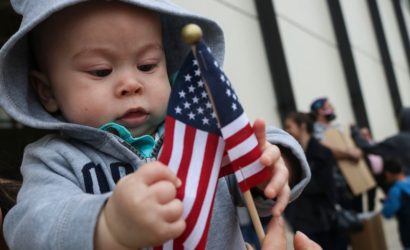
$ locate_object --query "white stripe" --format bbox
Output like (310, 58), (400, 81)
(182, 130), (208, 219)
(220, 112), (248, 138)
(184, 138), (225, 249)
(163, 240), (173, 250)
(227, 134), (258, 162)
(167, 120), (186, 175)
(234, 158), (264, 183)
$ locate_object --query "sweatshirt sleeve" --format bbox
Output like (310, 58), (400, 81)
(265, 126), (311, 202)
(3, 141), (111, 250)
(230, 126), (311, 217)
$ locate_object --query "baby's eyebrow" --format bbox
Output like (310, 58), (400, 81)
(136, 43), (164, 55)
(72, 47), (112, 60)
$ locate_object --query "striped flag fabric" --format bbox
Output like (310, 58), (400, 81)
(194, 40), (271, 192)
(157, 51), (224, 250)
(157, 40), (270, 249)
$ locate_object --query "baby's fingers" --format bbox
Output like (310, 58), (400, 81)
(264, 158), (288, 199)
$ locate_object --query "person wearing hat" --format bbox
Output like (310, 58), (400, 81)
(0, 1), (314, 249)
(310, 97), (361, 163)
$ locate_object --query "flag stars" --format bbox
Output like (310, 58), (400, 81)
(175, 106), (182, 114)
(184, 74), (192, 82)
(197, 107), (204, 114)
(193, 59), (198, 66)
(178, 90), (186, 98)
(188, 85), (195, 93)
(213, 60), (219, 67)
(197, 80), (204, 88)
(192, 96), (199, 104)
(188, 112), (195, 120)
(183, 101), (191, 109)
(202, 117), (209, 125)
(226, 89), (232, 97)
(220, 74), (225, 82)
(232, 94), (237, 100)
(231, 103), (237, 111)
(195, 69), (201, 76)
(201, 91), (207, 98)
(206, 101), (212, 109)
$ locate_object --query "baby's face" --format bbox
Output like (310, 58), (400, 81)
(32, 2), (170, 137)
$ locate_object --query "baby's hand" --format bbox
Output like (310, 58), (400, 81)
(96, 162), (185, 249)
(253, 119), (290, 217)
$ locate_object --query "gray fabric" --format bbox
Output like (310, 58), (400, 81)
(0, 0), (310, 249)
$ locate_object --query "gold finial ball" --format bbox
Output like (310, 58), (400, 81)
(181, 24), (203, 45)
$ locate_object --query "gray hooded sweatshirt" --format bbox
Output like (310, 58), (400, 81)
(0, 0), (310, 249)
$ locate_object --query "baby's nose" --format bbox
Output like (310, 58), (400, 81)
(116, 78), (142, 97)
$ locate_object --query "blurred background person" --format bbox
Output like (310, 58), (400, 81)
(351, 107), (410, 177)
(381, 158), (410, 250)
(310, 97), (365, 213)
(284, 111), (346, 250)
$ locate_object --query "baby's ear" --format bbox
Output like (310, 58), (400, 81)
(30, 70), (59, 113)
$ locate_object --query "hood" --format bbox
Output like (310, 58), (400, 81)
(0, 0), (224, 138)
(399, 107), (410, 133)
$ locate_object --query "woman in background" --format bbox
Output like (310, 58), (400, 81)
(284, 112), (346, 250)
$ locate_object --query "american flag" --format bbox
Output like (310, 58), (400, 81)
(157, 40), (270, 250)
(194, 41), (271, 192)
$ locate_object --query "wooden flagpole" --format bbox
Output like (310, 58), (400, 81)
(181, 24), (266, 245)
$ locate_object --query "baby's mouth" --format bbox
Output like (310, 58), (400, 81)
(117, 108), (148, 126)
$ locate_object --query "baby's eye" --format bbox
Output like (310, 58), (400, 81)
(138, 64), (157, 72)
(88, 69), (112, 77)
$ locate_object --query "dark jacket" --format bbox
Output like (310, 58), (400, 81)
(351, 107), (410, 173)
(285, 137), (337, 233)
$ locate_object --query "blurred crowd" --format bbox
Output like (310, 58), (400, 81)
(242, 97), (410, 250)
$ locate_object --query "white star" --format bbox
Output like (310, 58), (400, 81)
(193, 59), (198, 66)
(232, 94), (237, 100)
(226, 89), (232, 96)
(185, 74), (192, 82)
(232, 103), (237, 111)
(192, 96), (199, 104)
(195, 69), (201, 76)
(202, 117), (209, 125)
(197, 107), (204, 114)
(188, 112), (195, 120)
(178, 90), (186, 98)
(213, 60), (219, 67)
(188, 85), (195, 93)
(220, 74), (225, 82)
(226, 80), (231, 86)
(197, 79), (204, 88)
(211, 112), (217, 118)
(175, 106), (182, 114)
(183, 101), (191, 109)
(201, 91), (207, 98)
(206, 101), (212, 109)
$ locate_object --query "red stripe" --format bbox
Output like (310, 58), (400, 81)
(238, 167), (271, 192)
(219, 163), (233, 177)
(229, 145), (261, 171)
(175, 133), (220, 249)
(158, 116), (176, 165)
(224, 123), (253, 150)
(175, 125), (196, 201)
